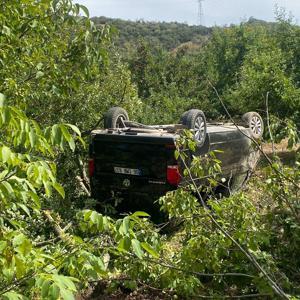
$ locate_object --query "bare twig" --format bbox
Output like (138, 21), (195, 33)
(0, 171), (16, 183)
(0, 274), (35, 296)
(120, 82), (128, 103)
(76, 155), (90, 189)
(81, 116), (104, 137)
(76, 176), (91, 196)
(35, 237), (60, 247)
(265, 92), (275, 155)
(43, 210), (72, 243)
(193, 294), (271, 299)
(127, 253), (255, 279)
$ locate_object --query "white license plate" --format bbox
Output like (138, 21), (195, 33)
(114, 167), (142, 176)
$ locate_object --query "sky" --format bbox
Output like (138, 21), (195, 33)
(76, 0), (300, 26)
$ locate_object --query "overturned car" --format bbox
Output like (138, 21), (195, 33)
(89, 108), (263, 215)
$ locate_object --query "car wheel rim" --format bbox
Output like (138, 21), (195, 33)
(194, 116), (205, 143)
(250, 116), (262, 135)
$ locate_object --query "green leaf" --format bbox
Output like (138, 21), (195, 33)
(13, 234), (26, 247)
(17, 203), (31, 217)
(83, 210), (92, 221)
(0, 241), (7, 253)
(41, 280), (51, 298)
(66, 124), (81, 136)
(18, 238), (32, 256)
(118, 237), (131, 252)
(44, 181), (52, 197)
(29, 130), (37, 147)
(0, 93), (5, 107)
(175, 150), (180, 160)
(122, 216), (130, 234)
(131, 211), (150, 218)
(2, 181), (14, 195)
(53, 275), (77, 291)
(53, 182), (65, 198)
(51, 125), (61, 145)
(131, 239), (143, 259)
(60, 125), (72, 142)
(96, 214), (103, 231)
(49, 284), (60, 300)
(36, 71), (44, 79)
(80, 5), (90, 17)
(68, 139), (75, 152)
(141, 242), (159, 258)
(90, 211), (98, 224)
(31, 20), (38, 28)
(2, 107), (11, 124)
(2, 146), (11, 163)
(28, 191), (40, 208)
(60, 288), (75, 300)
(2, 25), (11, 36)
(36, 62), (43, 70)
(2, 292), (24, 300)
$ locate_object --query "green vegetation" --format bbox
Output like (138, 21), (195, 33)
(92, 16), (211, 50)
(0, 1), (299, 299)
(118, 15), (300, 128)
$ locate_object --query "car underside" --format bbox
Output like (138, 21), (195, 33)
(89, 107), (263, 217)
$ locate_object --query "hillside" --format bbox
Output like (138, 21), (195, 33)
(92, 16), (212, 50)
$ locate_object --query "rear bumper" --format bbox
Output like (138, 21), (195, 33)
(90, 174), (175, 209)
(91, 177), (175, 221)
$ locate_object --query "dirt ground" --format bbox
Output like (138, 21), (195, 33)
(262, 139), (299, 164)
(262, 139), (300, 155)
(77, 281), (172, 300)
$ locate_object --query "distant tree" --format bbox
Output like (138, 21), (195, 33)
(92, 17), (211, 50)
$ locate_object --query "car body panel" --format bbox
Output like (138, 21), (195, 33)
(89, 124), (259, 214)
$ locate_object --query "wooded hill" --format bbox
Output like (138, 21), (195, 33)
(92, 16), (211, 49)
(92, 16), (274, 50)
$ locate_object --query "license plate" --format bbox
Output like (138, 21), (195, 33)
(114, 167), (142, 176)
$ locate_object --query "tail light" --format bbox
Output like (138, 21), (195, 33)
(88, 159), (95, 177)
(167, 165), (181, 186)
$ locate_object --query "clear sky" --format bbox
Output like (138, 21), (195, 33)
(76, 0), (300, 26)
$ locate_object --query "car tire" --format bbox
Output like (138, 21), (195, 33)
(181, 109), (207, 147)
(104, 107), (129, 129)
(242, 112), (264, 139)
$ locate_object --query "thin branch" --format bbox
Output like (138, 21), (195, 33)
(208, 79), (300, 223)
(76, 176), (91, 197)
(178, 149), (288, 299)
(34, 237), (60, 247)
(120, 82), (128, 103)
(208, 79), (299, 190)
(0, 171), (16, 183)
(193, 293), (271, 299)
(75, 155), (90, 189)
(0, 274), (35, 296)
(177, 85), (290, 299)
(265, 91), (275, 155)
(81, 116), (104, 137)
(126, 253), (255, 279)
(43, 210), (73, 243)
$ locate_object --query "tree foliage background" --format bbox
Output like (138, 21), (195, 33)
(0, 0), (299, 299)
